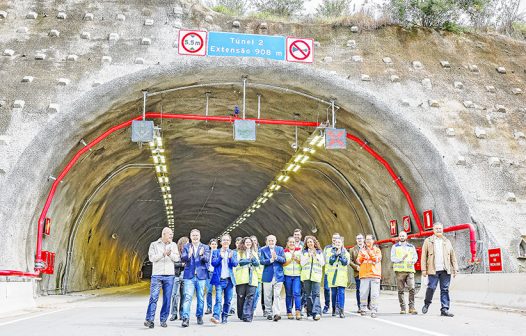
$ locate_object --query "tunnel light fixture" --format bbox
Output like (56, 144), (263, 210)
(217, 126), (326, 240)
(149, 128), (174, 228)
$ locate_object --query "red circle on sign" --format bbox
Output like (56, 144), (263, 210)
(181, 32), (204, 53)
(289, 40), (311, 60)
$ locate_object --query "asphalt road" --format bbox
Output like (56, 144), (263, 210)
(0, 282), (524, 336)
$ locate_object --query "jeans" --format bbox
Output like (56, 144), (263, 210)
(330, 286), (345, 310)
(236, 284), (256, 320)
(425, 270), (451, 312)
(146, 275), (174, 322)
(303, 280), (321, 316)
(323, 276), (330, 308)
(396, 272), (416, 309)
(253, 282), (261, 311)
(213, 278), (234, 319)
(182, 276), (206, 319)
(284, 275), (302, 313)
(263, 279), (283, 316)
(206, 271), (214, 310)
(170, 274), (183, 317)
(360, 278), (380, 313)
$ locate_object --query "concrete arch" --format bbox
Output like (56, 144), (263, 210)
(0, 57), (473, 292)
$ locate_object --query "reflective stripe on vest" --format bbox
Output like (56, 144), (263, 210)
(284, 250), (302, 276)
(300, 252), (323, 282)
(392, 244), (416, 273)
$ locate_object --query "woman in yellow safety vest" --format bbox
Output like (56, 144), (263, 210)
(300, 235), (325, 321)
(326, 236), (350, 318)
(283, 236), (303, 320)
(233, 237), (260, 322)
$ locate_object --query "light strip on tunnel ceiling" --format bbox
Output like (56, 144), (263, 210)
(217, 125), (328, 239)
(148, 129), (175, 230)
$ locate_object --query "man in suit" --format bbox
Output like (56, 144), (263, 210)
(260, 235), (286, 321)
(209, 234), (238, 324)
(180, 229), (211, 327)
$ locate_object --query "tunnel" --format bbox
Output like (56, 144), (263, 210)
(4, 59), (472, 294)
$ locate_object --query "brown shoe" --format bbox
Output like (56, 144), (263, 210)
(287, 313), (293, 320)
(210, 316), (220, 324)
(400, 309), (407, 314)
(273, 314), (281, 322)
(408, 308), (418, 315)
(295, 311), (302, 320)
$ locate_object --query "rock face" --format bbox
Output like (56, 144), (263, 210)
(0, 0), (525, 299)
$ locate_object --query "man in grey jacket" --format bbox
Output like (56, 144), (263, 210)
(144, 227), (181, 329)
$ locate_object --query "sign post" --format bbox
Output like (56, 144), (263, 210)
(488, 248), (503, 272)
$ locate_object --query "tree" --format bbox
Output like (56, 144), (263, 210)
(250, 0), (305, 17)
(316, 0), (351, 18)
(495, 0), (523, 35)
(215, 0), (250, 16)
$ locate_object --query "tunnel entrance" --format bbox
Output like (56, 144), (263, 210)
(1, 60), (471, 294)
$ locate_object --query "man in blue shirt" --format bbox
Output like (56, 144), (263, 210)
(180, 229), (211, 327)
(260, 235), (286, 321)
(210, 234), (238, 324)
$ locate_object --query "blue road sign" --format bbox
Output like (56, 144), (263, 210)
(208, 32), (285, 61)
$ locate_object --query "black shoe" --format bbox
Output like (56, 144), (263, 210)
(144, 320), (154, 329)
(273, 314), (281, 321)
(181, 319), (189, 327)
(338, 308), (345, 318)
(197, 316), (204, 325)
(221, 316), (228, 324)
(267, 315), (273, 320)
(322, 306), (329, 314)
(229, 308), (235, 316)
(422, 305), (429, 314)
(169, 314), (177, 321)
(205, 308), (212, 315)
(441, 310), (454, 317)
(160, 321), (167, 328)
(331, 308), (336, 317)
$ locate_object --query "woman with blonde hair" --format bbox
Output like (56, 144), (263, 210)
(169, 236), (189, 321)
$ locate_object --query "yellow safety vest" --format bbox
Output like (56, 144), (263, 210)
(325, 249), (350, 288)
(392, 243), (416, 273)
(300, 251), (323, 283)
(233, 251), (260, 287)
(284, 250), (302, 276)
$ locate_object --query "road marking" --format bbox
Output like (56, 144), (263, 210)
(346, 311), (450, 336)
(0, 308), (71, 327)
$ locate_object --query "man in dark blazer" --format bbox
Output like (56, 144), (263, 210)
(260, 234), (286, 321)
(180, 229), (211, 327)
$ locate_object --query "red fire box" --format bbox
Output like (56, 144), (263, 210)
(414, 247), (422, 271)
(41, 251), (56, 274)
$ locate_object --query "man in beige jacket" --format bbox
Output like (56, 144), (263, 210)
(421, 222), (459, 317)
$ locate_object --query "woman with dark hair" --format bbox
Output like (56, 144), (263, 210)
(284, 236), (303, 320)
(169, 236), (189, 321)
(300, 235), (325, 321)
(233, 237), (260, 322)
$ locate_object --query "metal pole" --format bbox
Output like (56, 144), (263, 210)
(331, 99), (336, 128)
(257, 94), (261, 119)
(242, 76), (247, 119)
(205, 92), (210, 123)
(142, 90), (148, 120)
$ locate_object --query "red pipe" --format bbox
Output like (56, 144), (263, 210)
(0, 270), (40, 277)
(8, 112), (426, 276)
(346, 134), (424, 232)
(347, 223), (478, 263)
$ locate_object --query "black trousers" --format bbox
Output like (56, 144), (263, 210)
(236, 284), (256, 321)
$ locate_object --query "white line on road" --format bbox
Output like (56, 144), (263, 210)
(0, 308), (71, 327)
(346, 311), (450, 336)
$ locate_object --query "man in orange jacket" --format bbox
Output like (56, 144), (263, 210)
(356, 234), (382, 318)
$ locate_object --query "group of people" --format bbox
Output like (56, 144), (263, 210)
(144, 223), (459, 329)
